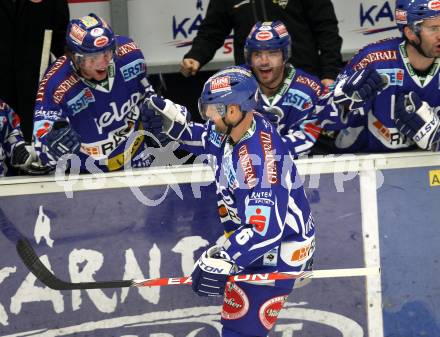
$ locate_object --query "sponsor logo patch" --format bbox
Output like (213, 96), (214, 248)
(210, 76), (231, 93)
(120, 59), (146, 82)
(221, 283), (249, 320)
(69, 24), (86, 45)
(80, 16), (99, 28)
(94, 36), (109, 48)
(259, 295), (289, 330)
(67, 88), (95, 115)
(353, 50), (398, 71)
(295, 75), (322, 96)
(238, 144), (257, 188)
(260, 131), (278, 184)
(395, 9), (407, 24)
(117, 42), (139, 57)
(245, 205), (271, 236)
(256, 31), (273, 41)
(282, 88), (313, 111)
(53, 74), (80, 104)
(428, 0), (440, 10)
(90, 28), (104, 37)
(377, 68), (404, 86)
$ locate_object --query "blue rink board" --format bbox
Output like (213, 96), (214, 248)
(378, 166), (440, 337)
(0, 173), (367, 337)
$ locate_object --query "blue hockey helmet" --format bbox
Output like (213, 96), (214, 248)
(244, 21), (291, 64)
(198, 66), (259, 121)
(66, 13), (116, 55)
(395, 0), (440, 32)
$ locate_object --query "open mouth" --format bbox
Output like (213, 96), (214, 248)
(258, 68), (273, 76)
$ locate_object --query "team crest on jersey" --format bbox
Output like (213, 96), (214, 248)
(221, 283), (249, 320)
(245, 205), (271, 236)
(377, 68), (404, 86)
(282, 89), (313, 111)
(67, 88), (95, 115)
(120, 59), (146, 82)
(259, 295), (289, 330)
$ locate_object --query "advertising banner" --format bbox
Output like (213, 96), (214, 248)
(0, 174), (368, 336)
(68, 0), (400, 71)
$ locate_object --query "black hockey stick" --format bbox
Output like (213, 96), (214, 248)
(16, 238), (380, 291)
(16, 238), (132, 290)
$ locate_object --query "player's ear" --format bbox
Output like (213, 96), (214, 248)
(404, 25), (419, 43)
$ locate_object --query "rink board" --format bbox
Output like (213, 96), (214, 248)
(0, 152), (440, 336)
(0, 175), (366, 337)
(378, 167), (440, 337)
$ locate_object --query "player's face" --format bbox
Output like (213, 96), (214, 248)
(418, 17), (440, 58)
(251, 50), (284, 87)
(77, 49), (114, 81)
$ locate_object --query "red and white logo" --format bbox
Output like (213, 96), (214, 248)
(259, 295), (288, 330)
(221, 283), (249, 320)
(256, 31), (273, 41)
(428, 0), (440, 10)
(94, 36), (109, 48)
(395, 9), (407, 24)
(210, 76), (231, 93)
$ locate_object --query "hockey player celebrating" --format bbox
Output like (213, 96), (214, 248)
(245, 21), (323, 156)
(148, 66), (315, 337)
(319, 0), (440, 153)
(0, 99), (34, 176)
(33, 14), (161, 173)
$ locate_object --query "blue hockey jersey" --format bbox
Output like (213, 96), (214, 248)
(255, 64), (322, 156)
(180, 112), (315, 287)
(33, 36), (155, 172)
(0, 100), (25, 176)
(321, 37), (440, 152)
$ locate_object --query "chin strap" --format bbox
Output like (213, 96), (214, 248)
(222, 111), (249, 139)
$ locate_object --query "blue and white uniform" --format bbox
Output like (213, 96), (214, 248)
(181, 112), (315, 336)
(33, 36), (155, 172)
(0, 100), (25, 176)
(255, 64), (323, 156)
(320, 37), (440, 152)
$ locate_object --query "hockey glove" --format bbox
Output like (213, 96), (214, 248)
(141, 102), (170, 145)
(333, 68), (388, 110)
(395, 91), (440, 150)
(191, 246), (237, 297)
(44, 120), (81, 160)
(10, 142), (32, 169)
(148, 95), (192, 141)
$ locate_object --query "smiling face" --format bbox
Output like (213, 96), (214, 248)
(250, 49), (284, 92)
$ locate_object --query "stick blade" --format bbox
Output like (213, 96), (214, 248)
(16, 238), (70, 290)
